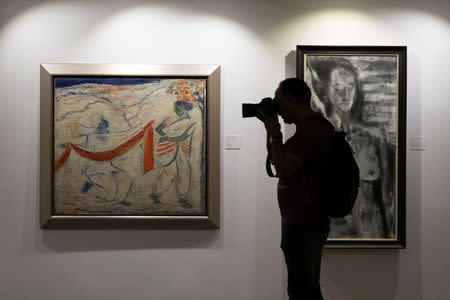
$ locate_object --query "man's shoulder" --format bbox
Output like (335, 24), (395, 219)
(300, 113), (334, 136)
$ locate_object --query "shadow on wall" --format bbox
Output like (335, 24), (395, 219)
(322, 250), (399, 300)
(40, 228), (221, 252)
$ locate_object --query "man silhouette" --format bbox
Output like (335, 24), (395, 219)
(259, 78), (333, 300)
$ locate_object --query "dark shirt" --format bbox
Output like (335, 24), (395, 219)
(277, 113), (333, 225)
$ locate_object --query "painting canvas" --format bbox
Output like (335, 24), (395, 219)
(40, 64), (220, 228)
(54, 77), (206, 215)
(297, 46), (406, 248)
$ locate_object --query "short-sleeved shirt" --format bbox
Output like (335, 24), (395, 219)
(277, 113), (333, 225)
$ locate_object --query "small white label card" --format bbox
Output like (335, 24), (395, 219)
(410, 136), (426, 151)
(225, 135), (241, 150)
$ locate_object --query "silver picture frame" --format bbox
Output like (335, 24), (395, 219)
(40, 64), (220, 229)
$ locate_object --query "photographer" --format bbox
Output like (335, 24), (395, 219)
(257, 78), (333, 300)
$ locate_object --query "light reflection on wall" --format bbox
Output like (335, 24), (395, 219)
(270, 9), (395, 48)
(0, 3), (272, 65)
(72, 5), (270, 62)
(1, 3), (448, 61)
(270, 8), (449, 50)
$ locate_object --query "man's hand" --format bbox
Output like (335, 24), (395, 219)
(257, 109), (282, 137)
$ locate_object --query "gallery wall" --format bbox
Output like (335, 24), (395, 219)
(0, 0), (449, 299)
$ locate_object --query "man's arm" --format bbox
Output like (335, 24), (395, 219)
(258, 110), (304, 178)
(268, 134), (304, 178)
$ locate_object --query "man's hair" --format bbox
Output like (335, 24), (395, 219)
(279, 78), (311, 105)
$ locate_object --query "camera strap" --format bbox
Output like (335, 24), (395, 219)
(266, 137), (278, 178)
(266, 154), (278, 177)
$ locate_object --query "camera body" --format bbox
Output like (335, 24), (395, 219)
(242, 97), (278, 120)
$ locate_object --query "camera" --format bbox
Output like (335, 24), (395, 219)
(242, 97), (278, 120)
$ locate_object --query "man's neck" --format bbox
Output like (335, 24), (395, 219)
(294, 106), (315, 126)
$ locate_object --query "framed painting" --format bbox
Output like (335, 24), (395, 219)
(40, 64), (220, 229)
(297, 46), (406, 248)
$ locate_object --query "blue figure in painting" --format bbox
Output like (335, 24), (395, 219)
(149, 100), (196, 208)
(94, 117), (110, 140)
(81, 117), (134, 205)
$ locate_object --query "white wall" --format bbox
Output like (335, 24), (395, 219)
(0, 0), (449, 299)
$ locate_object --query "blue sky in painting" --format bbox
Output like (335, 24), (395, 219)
(54, 77), (161, 88)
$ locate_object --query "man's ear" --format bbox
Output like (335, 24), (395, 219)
(286, 93), (297, 106)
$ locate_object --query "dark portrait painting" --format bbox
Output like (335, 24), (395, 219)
(297, 46), (406, 248)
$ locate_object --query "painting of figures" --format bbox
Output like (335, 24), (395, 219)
(297, 46), (406, 248)
(53, 77), (207, 216)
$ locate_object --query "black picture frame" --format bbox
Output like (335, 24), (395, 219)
(297, 45), (406, 248)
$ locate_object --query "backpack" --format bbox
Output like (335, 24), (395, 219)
(321, 128), (360, 218)
(265, 114), (360, 218)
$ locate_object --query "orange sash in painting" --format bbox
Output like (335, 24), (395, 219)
(54, 121), (155, 175)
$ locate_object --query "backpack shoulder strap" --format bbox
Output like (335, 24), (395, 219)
(305, 113), (335, 132)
